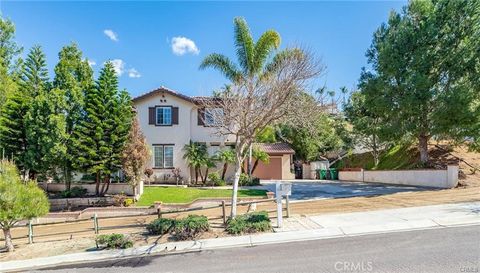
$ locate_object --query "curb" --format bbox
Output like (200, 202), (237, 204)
(2, 220), (480, 272)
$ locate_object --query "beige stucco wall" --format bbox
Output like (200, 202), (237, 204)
(338, 166), (459, 188)
(134, 93), (233, 183)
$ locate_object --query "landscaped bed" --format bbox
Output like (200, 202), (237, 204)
(136, 187), (267, 206)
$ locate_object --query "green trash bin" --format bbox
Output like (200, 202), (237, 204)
(329, 168), (338, 180)
(319, 169), (327, 180)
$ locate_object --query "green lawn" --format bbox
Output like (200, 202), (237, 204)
(137, 187), (267, 206)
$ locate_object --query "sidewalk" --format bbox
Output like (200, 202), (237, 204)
(1, 202), (479, 272)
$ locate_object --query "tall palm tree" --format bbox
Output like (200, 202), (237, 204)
(199, 17), (281, 84)
(183, 141), (207, 184)
(216, 149), (235, 180)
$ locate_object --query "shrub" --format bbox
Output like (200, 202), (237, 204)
(60, 186), (87, 198)
(96, 233), (133, 249)
(226, 211), (271, 235)
(239, 174), (260, 186)
(124, 198), (135, 207)
(171, 215), (210, 240)
(146, 218), (174, 235)
(208, 172), (226, 186)
(113, 193), (134, 207)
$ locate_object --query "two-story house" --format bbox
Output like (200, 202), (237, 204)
(133, 86), (295, 182)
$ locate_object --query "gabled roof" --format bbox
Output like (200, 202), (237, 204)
(132, 86), (194, 103)
(254, 143), (295, 155)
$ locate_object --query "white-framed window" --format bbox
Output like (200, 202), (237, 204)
(156, 107), (172, 125)
(153, 145), (174, 168)
(204, 108), (223, 126)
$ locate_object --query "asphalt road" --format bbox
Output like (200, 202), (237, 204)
(37, 225), (480, 273)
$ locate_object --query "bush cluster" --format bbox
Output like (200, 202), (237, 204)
(238, 174), (260, 186)
(112, 193), (135, 207)
(96, 233), (133, 249)
(226, 211), (271, 235)
(207, 172), (226, 186)
(146, 215), (210, 241)
(146, 218), (174, 235)
(59, 186), (87, 198)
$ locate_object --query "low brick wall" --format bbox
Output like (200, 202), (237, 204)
(48, 197), (115, 211)
(40, 181), (143, 197)
(338, 165), (459, 188)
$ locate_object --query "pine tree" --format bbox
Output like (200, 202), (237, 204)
(0, 46), (47, 174)
(53, 43), (94, 189)
(74, 62), (132, 196)
(24, 88), (67, 180)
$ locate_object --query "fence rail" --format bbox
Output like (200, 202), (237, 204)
(2, 197), (289, 244)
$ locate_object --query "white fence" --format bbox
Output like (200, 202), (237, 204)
(338, 165), (459, 188)
(40, 181), (144, 197)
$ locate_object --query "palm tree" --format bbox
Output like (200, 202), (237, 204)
(200, 17), (281, 84)
(200, 17), (298, 218)
(216, 149), (235, 180)
(183, 141), (208, 184)
(201, 156), (217, 184)
(251, 148), (270, 174)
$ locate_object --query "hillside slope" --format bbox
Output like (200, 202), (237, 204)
(333, 143), (480, 187)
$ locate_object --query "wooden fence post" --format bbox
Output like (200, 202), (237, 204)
(285, 195), (290, 218)
(222, 200), (226, 225)
(28, 219), (33, 244)
(93, 213), (99, 234)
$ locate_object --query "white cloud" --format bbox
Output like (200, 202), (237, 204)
(103, 29), (118, 42)
(128, 68), (141, 78)
(87, 60), (96, 67)
(107, 59), (125, 76)
(171, 36), (199, 56)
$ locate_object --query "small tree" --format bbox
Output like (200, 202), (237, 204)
(121, 118), (150, 196)
(216, 149), (235, 181)
(251, 148), (269, 174)
(183, 141), (208, 184)
(0, 160), (49, 252)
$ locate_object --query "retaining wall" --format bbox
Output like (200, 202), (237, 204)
(40, 181), (144, 197)
(338, 165), (459, 188)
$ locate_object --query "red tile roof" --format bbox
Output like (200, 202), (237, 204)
(254, 143), (295, 155)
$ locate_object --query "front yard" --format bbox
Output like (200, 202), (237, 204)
(137, 187), (267, 206)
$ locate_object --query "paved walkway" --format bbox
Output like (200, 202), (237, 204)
(275, 201), (480, 232)
(2, 202), (479, 272)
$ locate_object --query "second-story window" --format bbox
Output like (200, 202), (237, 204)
(156, 107), (172, 125)
(205, 108), (223, 126)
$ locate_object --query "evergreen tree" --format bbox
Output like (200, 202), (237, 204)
(53, 43), (94, 189)
(0, 46), (47, 174)
(24, 88), (67, 180)
(74, 62), (132, 196)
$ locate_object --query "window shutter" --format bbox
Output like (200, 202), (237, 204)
(197, 108), (205, 126)
(172, 107), (179, 125)
(149, 107), (156, 125)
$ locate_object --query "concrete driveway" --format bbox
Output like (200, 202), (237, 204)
(257, 180), (433, 201)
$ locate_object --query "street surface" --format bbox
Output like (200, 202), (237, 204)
(37, 225), (480, 273)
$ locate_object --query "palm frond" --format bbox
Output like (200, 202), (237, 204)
(233, 17), (255, 76)
(253, 30), (281, 74)
(199, 53), (243, 83)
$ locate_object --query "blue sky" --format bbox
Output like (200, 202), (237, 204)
(2, 1), (405, 98)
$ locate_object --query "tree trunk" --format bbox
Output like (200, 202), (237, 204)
(65, 163), (72, 191)
(221, 163), (228, 180)
(418, 134), (430, 164)
(251, 159), (260, 174)
(95, 171), (100, 196)
(230, 158), (242, 218)
(199, 168), (204, 184)
(3, 228), (14, 252)
(194, 167), (199, 184)
(372, 134), (379, 168)
(248, 144), (253, 177)
(100, 175), (110, 196)
(203, 168), (209, 184)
